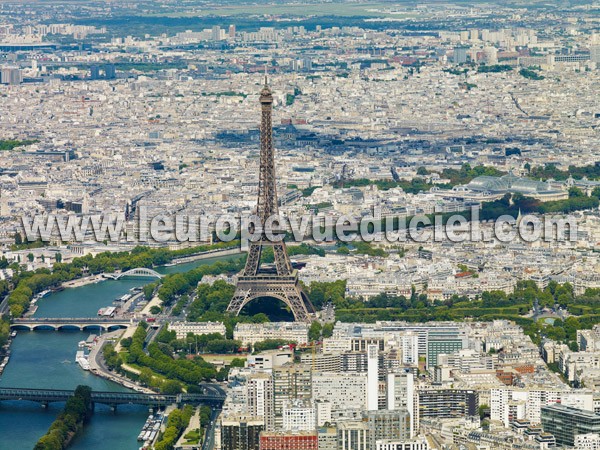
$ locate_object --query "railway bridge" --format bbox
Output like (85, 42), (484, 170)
(0, 387), (225, 411)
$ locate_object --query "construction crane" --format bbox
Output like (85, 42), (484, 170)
(311, 340), (322, 372)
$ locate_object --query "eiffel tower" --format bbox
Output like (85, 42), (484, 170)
(226, 78), (316, 323)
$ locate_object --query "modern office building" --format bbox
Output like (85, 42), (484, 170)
(352, 337), (385, 352)
(104, 64), (116, 79)
(337, 420), (370, 450)
(317, 427), (337, 450)
(312, 372), (367, 415)
(211, 25), (222, 41)
(341, 352), (368, 373)
(273, 364), (312, 430)
(399, 333), (419, 365)
(387, 370), (416, 437)
(220, 415), (263, 450)
(299, 352), (341, 372)
(90, 65), (101, 80)
(541, 404), (600, 447)
(426, 329), (467, 368)
(0, 66), (22, 85)
(368, 344), (380, 411)
(490, 388), (593, 427)
(417, 389), (479, 420)
(282, 399), (316, 432)
(247, 374), (274, 431)
(453, 47), (468, 64)
(367, 409), (412, 449)
(591, 45), (600, 64)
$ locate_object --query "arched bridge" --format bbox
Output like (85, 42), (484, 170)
(0, 387), (225, 409)
(103, 268), (163, 280)
(10, 317), (133, 331)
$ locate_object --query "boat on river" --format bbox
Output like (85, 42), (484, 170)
(137, 414), (163, 441)
(75, 342), (90, 371)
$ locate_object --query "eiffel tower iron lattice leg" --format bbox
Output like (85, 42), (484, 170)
(226, 76), (316, 323)
(227, 272), (314, 323)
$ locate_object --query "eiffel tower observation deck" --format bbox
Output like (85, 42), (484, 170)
(226, 77), (316, 323)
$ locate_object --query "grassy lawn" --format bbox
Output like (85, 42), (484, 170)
(184, 428), (202, 445)
(0, 139), (38, 151)
(126, 362), (170, 384)
(201, 354), (248, 364)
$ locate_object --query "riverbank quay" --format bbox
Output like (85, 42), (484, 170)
(62, 274), (105, 289)
(88, 329), (155, 394)
(170, 247), (241, 265)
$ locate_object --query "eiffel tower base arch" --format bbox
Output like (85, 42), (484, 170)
(227, 275), (315, 323)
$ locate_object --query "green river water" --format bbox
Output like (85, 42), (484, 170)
(0, 255), (238, 450)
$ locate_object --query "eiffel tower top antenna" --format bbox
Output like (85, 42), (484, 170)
(260, 69), (273, 107)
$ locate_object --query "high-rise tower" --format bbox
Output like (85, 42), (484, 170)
(227, 78), (315, 323)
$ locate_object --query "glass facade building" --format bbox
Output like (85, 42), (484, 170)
(541, 404), (600, 447)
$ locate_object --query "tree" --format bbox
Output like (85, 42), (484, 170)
(143, 282), (156, 301)
(139, 367), (154, 386)
(230, 358), (246, 368)
(27, 253), (34, 262)
(216, 366), (229, 381)
(322, 323), (334, 338)
(457, 264), (469, 273)
(161, 380), (183, 394)
(416, 166), (429, 176)
(55, 253), (62, 263)
(252, 313), (270, 323)
(569, 186), (585, 198)
(206, 339), (240, 354)
(568, 341), (579, 352)
(150, 305), (162, 315)
(309, 321), (322, 341)
(546, 322), (566, 342)
(337, 246), (350, 255)
(254, 339), (295, 353)
(14, 233), (22, 245)
(34, 434), (62, 450)
(478, 404), (489, 420)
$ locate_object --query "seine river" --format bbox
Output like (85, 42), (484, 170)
(0, 255), (237, 450)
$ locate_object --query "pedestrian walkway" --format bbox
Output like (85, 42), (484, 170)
(140, 294), (162, 316)
(175, 407), (202, 449)
(114, 325), (136, 352)
(88, 329), (154, 393)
